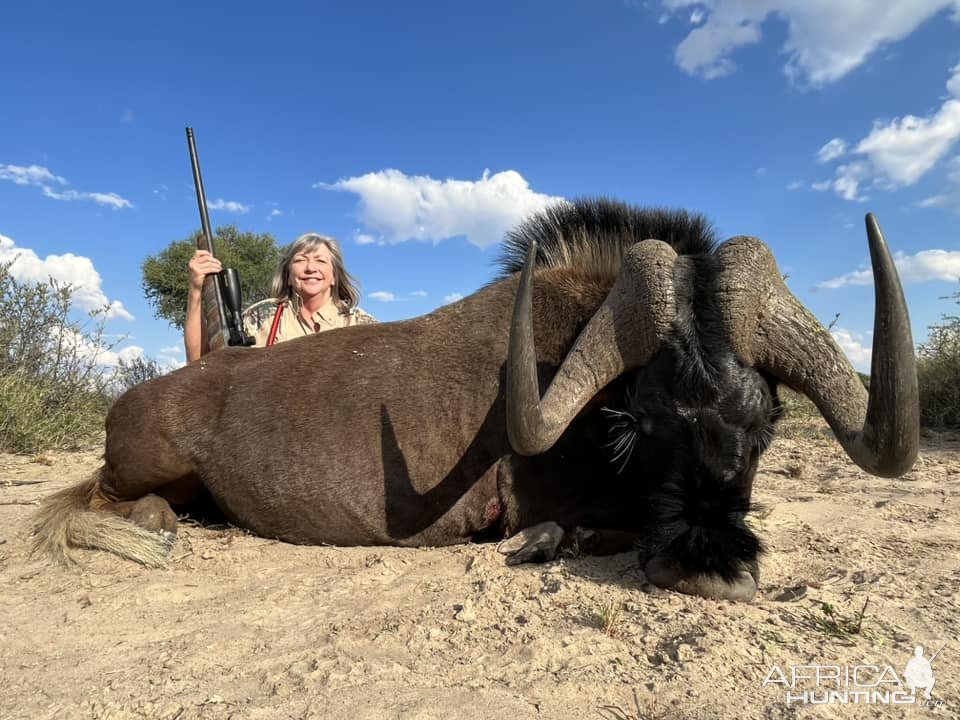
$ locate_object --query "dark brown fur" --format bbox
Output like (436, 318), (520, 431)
(33, 268), (614, 564)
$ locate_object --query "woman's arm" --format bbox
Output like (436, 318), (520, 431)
(184, 250), (222, 363)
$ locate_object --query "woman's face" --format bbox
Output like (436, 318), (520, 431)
(289, 244), (335, 302)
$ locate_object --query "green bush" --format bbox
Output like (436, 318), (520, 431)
(141, 226), (282, 329)
(0, 262), (117, 453)
(0, 372), (109, 453)
(110, 355), (164, 397)
(917, 290), (960, 429)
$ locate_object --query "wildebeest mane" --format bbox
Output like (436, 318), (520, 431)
(496, 198), (717, 281)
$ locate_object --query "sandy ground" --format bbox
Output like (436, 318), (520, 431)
(1, 417), (958, 720)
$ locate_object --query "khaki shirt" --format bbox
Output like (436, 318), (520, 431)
(247, 296), (376, 348)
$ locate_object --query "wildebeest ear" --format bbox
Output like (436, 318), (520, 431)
(714, 215), (918, 478)
(507, 239), (678, 456)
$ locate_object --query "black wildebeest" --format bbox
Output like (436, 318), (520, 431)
(33, 200), (918, 601)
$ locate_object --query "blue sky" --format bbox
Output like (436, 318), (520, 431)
(2, 1), (959, 372)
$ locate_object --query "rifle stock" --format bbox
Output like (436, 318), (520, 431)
(186, 127), (255, 354)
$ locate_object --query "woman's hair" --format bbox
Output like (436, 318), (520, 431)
(270, 233), (362, 311)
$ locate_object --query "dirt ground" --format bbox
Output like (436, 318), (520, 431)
(1, 417), (958, 720)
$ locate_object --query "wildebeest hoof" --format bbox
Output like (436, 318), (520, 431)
(497, 521), (565, 565)
(123, 494), (179, 536)
(644, 556), (757, 602)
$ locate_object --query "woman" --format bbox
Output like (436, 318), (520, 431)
(184, 233), (375, 362)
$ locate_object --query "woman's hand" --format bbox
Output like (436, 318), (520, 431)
(188, 250), (222, 291)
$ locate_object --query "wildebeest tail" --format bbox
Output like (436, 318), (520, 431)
(31, 470), (172, 568)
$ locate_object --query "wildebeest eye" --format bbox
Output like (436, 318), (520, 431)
(751, 385), (783, 452)
(640, 416), (654, 436)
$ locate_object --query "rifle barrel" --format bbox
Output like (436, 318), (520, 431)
(185, 127), (230, 353)
(186, 127), (218, 257)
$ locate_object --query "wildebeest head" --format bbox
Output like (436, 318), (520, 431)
(502, 199), (918, 601)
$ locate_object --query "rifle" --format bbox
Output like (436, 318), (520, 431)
(185, 127), (255, 353)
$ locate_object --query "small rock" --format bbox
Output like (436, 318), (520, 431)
(454, 602), (477, 622)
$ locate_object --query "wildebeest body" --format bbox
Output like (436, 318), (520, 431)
(102, 269), (609, 547)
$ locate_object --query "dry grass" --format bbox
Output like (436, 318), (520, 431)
(598, 690), (676, 720)
(595, 600), (624, 638)
(800, 597), (872, 644)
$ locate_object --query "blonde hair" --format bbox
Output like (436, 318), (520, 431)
(269, 233), (362, 311)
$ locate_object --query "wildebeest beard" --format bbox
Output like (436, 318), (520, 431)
(594, 252), (783, 583)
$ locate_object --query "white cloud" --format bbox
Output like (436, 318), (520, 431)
(354, 233), (377, 246)
(317, 168), (565, 249)
(59, 335), (172, 376)
(819, 248), (960, 288)
(0, 232), (134, 320)
(266, 208), (283, 221)
(786, 179), (805, 190)
(817, 138), (847, 163)
(947, 61), (960, 97)
(96, 343), (146, 369)
(156, 345), (186, 371)
(0, 162), (132, 209)
(207, 198), (250, 214)
(0, 164), (66, 186)
(891, 249), (960, 282)
(917, 154), (960, 209)
(368, 290), (432, 302)
(831, 328), (872, 373)
(120, 107), (135, 123)
(810, 179), (832, 191)
(42, 187), (133, 209)
(816, 65), (960, 201)
(661, 1), (960, 87)
(855, 100), (960, 186)
(818, 267), (873, 289)
(444, 293), (464, 304)
(917, 194), (948, 207)
(832, 161), (871, 202)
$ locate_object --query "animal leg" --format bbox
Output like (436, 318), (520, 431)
(105, 494), (178, 537)
(564, 527), (641, 556)
(496, 521), (565, 565)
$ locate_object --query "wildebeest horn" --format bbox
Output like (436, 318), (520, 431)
(716, 213), (919, 477)
(507, 239), (678, 455)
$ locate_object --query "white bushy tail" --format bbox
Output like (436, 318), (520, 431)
(31, 471), (173, 567)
